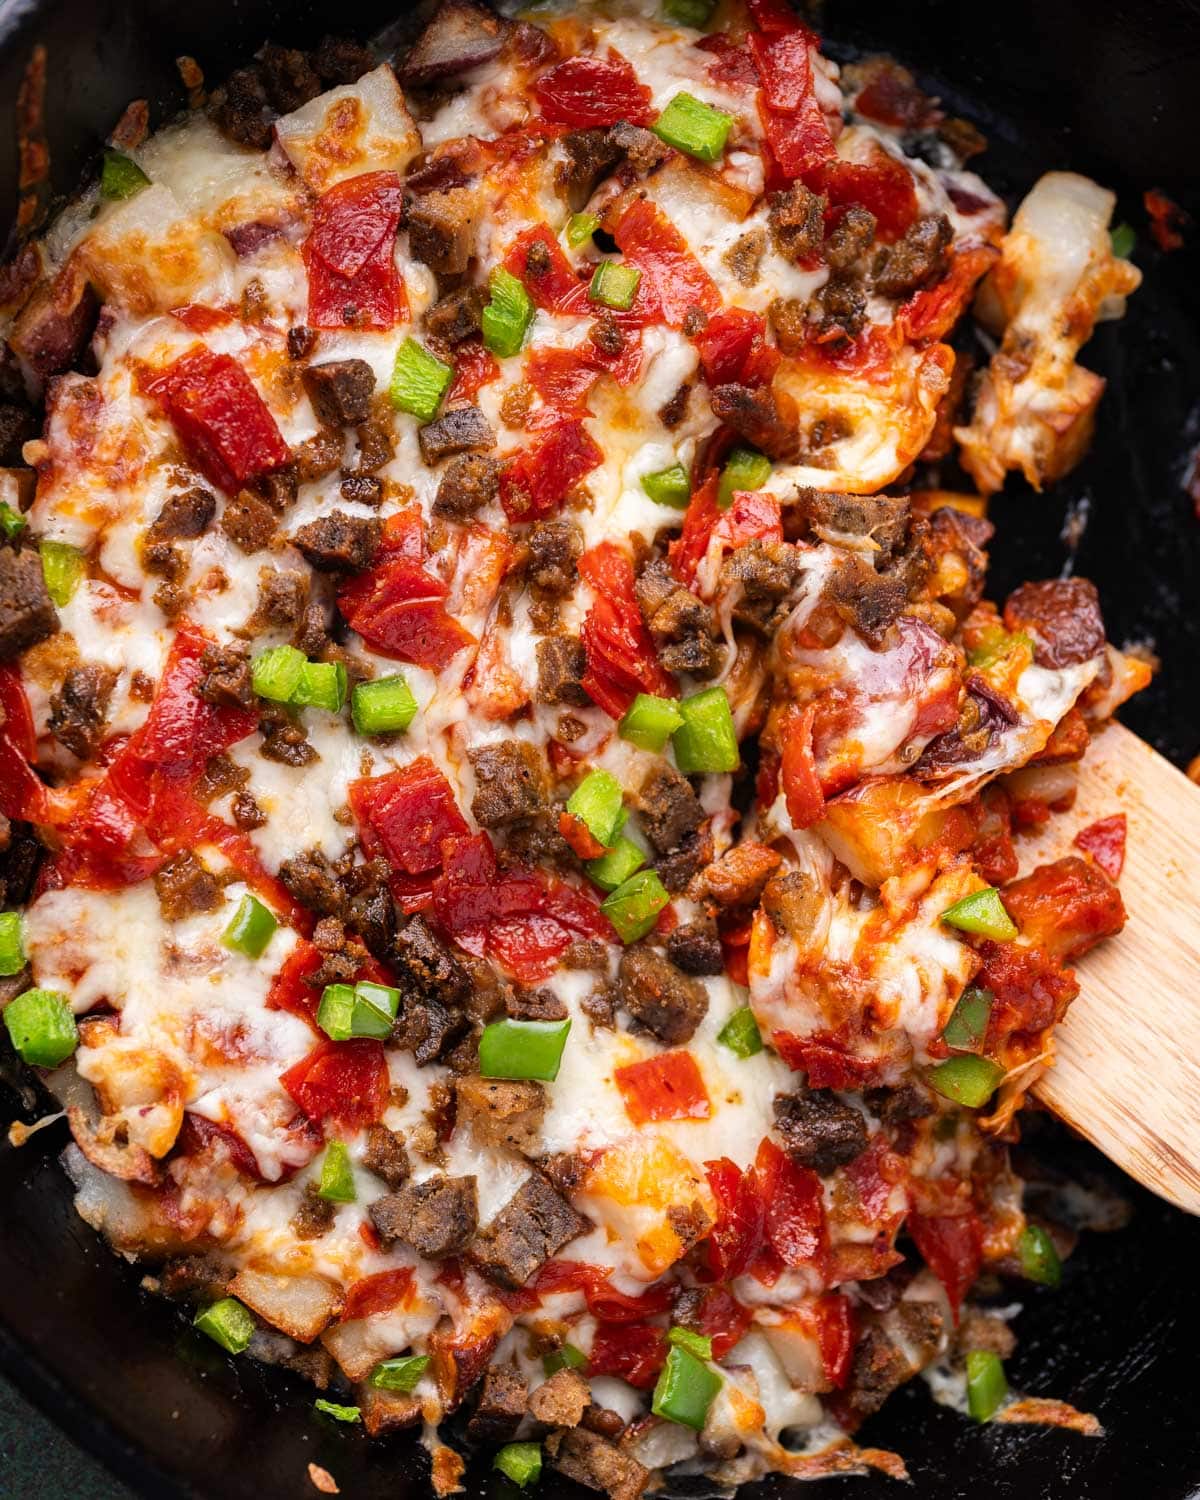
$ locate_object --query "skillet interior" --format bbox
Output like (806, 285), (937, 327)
(0, 0), (1198, 1495)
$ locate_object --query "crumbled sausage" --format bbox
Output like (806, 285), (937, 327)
(709, 382), (803, 463)
(636, 764), (703, 855)
(198, 643), (254, 709)
(288, 1182), (336, 1242)
(607, 120), (671, 174)
(768, 182), (825, 262)
(258, 44), (321, 113)
(635, 558), (720, 678)
(873, 214), (953, 298)
(773, 1088), (869, 1174)
(0, 547), (58, 658)
(557, 129), (622, 209)
(1003, 578), (1105, 669)
(529, 1368), (590, 1428)
(392, 913), (471, 1008)
(369, 1174), (478, 1258)
(823, 204), (876, 273)
(472, 1173), (591, 1289)
(589, 314), (624, 359)
(665, 918), (724, 976)
(863, 1082), (935, 1125)
(840, 1302), (943, 1421)
(221, 490), (277, 553)
(467, 1364), (528, 1442)
(407, 187), (480, 275)
(302, 359), (376, 428)
(153, 850), (223, 921)
(418, 405), (495, 465)
(232, 791), (266, 830)
(797, 489), (911, 559)
(292, 512), (381, 573)
(808, 273), (868, 341)
(654, 827), (713, 896)
(312, 34), (375, 85)
(433, 453), (500, 519)
(361, 1123), (412, 1189)
(536, 635), (589, 707)
(545, 1427), (649, 1500)
(723, 227), (768, 286)
(469, 741), (547, 827)
(455, 1076), (547, 1155)
(424, 285), (486, 345)
(255, 568), (308, 628)
(398, 0), (509, 86)
(259, 712), (318, 766)
(353, 416), (395, 475)
(287, 326), (318, 361)
(767, 295), (807, 356)
(617, 946), (708, 1045)
(213, 66), (273, 150)
(340, 474), (383, 507)
(527, 520), (583, 597)
(294, 428), (344, 484)
(825, 553), (908, 646)
(392, 992), (468, 1066)
(148, 487), (216, 544)
(47, 664), (116, 759)
(506, 987), (567, 1022)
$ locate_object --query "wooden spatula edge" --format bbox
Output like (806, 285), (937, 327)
(1023, 720), (1200, 1215)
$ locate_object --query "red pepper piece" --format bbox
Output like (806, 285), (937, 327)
(612, 199), (721, 328)
(342, 1267), (416, 1321)
(586, 1321), (666, 1390)
(780, 703), (825, 829)
(499, 419), (603, 523)
(148, 348), (291, 494)
(578, 542), (678, 717)
(1073, 813), (1127, 881)
(534, 53), (652, 128)
(280, 1037), (390, 1131)
(614, 1050), (711, 1125)
(349, 758), (470, 876)
(304, 171), (407, 331)
(907, 1207), (983, 1318)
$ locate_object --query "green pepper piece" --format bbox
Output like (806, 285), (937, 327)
(717, 446), (771, 508)
(314, 1399), (361, 1423)
(1017, 1224), (1062, 1288)
(640, 464), (691, 509)
(671, 686), (739, 774)
(390, 338), (453, 421)
(479, 1017), (572, 1081)
(317, 1140), (357, 1203)
(543, 1342), (587, 1376)
(566, 769), (625, 848)
(194, 1297), (255, 1355)
(651, 1345), (722, 1430)
(39, 540), (84, 607)
(618, 692), (684, 751)
(940, 887), (1018, 941)
(251, 644), (306, 704)
(941, 986), (992, 1052)
(494, 1442), (542, 1487)
(717, 1006), (762, 1059)
(371, 1353), (431, 1392)
(351, 674), (418, 734)
(928, 1054), (1005, 1108)
(222, 893), (278, 959)
(966, 1349), (1008, 1422)
(653, 93), (733, 163)
(601, 868), (670, 943)
(3, 987), (77, 1068)
(100, 149), (151, 201)
(0, 911), (25, 977)
(585, 835), (646, 893)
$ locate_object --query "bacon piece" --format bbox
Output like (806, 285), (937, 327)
(534, 53), (652, 128)
(148, 348), (291, 493)
(614, 1050), (711, 1124)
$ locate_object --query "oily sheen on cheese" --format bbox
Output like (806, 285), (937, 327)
(0, 0), (1146, 1491)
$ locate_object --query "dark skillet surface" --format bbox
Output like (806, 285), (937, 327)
(0, 0), (1199, 1496)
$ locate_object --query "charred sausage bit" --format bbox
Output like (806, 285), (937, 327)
(398, 0), (510, 86)
(709, 382), (804, 463)
(840, 1303), (943, 1422)
(157, 1255), (235, 1302)
(767, 296), (807, 356)
(665, 918), (724, 976)
(47, 663), (116, 759)
(406, 187), (480, 275)
(253, 467), (299, 514)
(562, 938), (609, 971)
(153, 850), (223, 921)
(467, 1364), (529, 1443)
(773, 1088), (869, 1175)
(607, 120), (671, 174)
(258, 44), (322, 113)
(232, 791), (266, 830)
(193, 753), (250, 805)
(424, 285), (486, 345)
(293, 428), (344, 484)
(617, 946), (708, 1045)
(536, 635), (589, 708)
(1003, 578), (1105, 669)
(545, 1427), (650, 1500)
(720, 540), (801, 635)
(557, 129), (623, 210)
(579, 1405), (626, 1440)
(657, 382), (691, 430)
(668, 1200), (712, 1256)
(589, 314), (624, 359)
(287, 326), (318, 361)
(825, 553), (908, 646)
(456, 1076), (547, 1155)
(0, 546), (58, 658)
(340, 474), (384, 506)
(699, 842), (782, 910)
(293, 601), (333, 659)
(0, 823), (42, 908)
(472, 1173), (591, 1289)
(418, 404), (495, 465)
(338, 857), (399, 962)
(361, 1123), (412, 1189)
(797, 489), (910, 558)
(370, 1174), (478, 1258)
(433, 452), (501, 519)
(142, 539), (185, 581)
(863, 1082), (935, 1125)
(213, 66), (273, 150)
(527, 520), (583, 597)
(768, 182), (826, 262)
(872, 213), (953, 299)
(823, 204), (877, 273)
(292, 511), (381, 572)
(655, 826), (714, 896)
(353, 416), (396, 475)
(528, 1368), (590, 1429)
(442, 1027), (482, 1077)
(723, 227), (768, 287)
(636, 558), (721, 678)
(258, 710), (319, 767)
(808, 273), (869, 341)
(636, 764), (704, 856)
(255, 568), (308, 628)
(468, 741), (548, 828)
(302, 359), (377, 429)
(148, 487), (216, 544)
(392, 992), (469, 1065)
(198, 643), (254, 709)
(312, 34), (375, 85)
(506, 987), (568, 1023)
(9, 276), (99, 379)
(220, 490), (277, 553)
(392, 914), (472, 1008)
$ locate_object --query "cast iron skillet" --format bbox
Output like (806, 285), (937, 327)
(0, 1), (1198, 1495)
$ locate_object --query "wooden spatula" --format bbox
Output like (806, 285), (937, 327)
(1020, 721), (1200, 1215)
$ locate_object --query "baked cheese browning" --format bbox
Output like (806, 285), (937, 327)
(0, 0), (1144, 1491)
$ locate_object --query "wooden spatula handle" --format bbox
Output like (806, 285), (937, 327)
(1028, 721), (1200, 1215)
